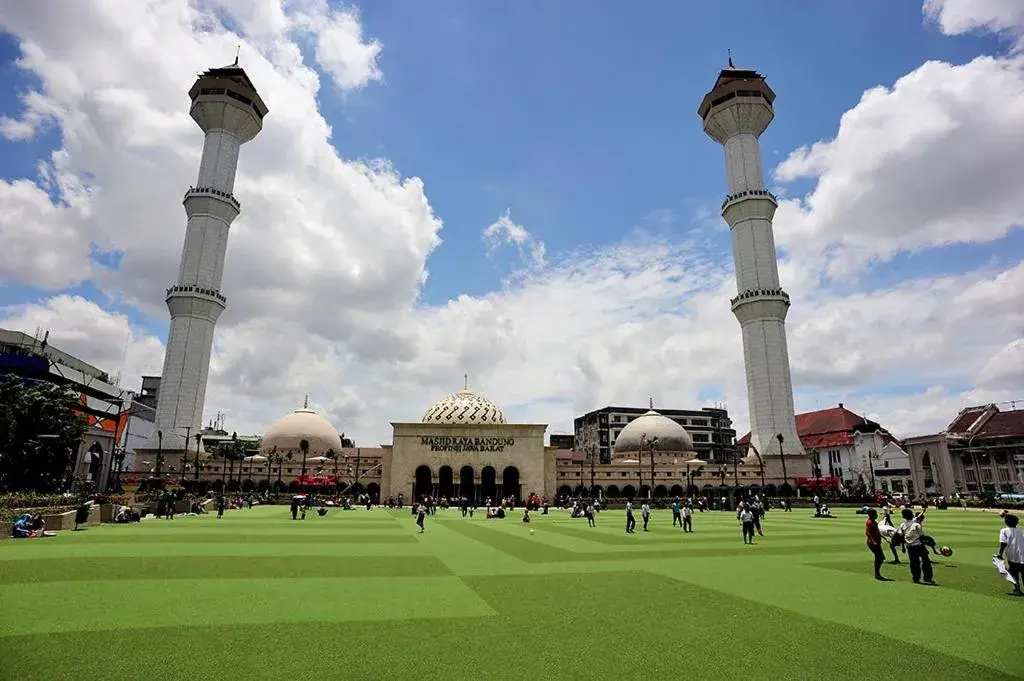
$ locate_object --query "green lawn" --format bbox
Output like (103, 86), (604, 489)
(1, 505), (1020, 680)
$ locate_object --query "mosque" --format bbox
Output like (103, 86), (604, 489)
(139, 58), (812, 503)
(247, 386), (777, 504)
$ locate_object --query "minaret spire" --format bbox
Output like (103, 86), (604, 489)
(727, 49), (734, 68)
(649, 396), (654, 409)
(233, 44), (240, 66)
(303, 394), (309, 409)
(464, 373), (468, 390)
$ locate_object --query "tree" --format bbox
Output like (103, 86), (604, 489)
(0, 376), (87, 492)
(299, 439), (309, 492)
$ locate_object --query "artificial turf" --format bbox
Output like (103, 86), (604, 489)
(0, 505), (1020, 680)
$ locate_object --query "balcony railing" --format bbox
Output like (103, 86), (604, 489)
(730, 287), (790, 307)
(722, 188), (778, 209)
(166, 284), (227, 304)
(184, 186), (240, 211)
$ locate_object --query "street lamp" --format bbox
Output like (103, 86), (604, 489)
(648, 436), (659, 500)
(776, 433), (788, 490)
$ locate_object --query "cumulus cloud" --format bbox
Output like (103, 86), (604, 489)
(0, 0), (1020, 448)
(923, 0), (1024, 50)
(0, 296), (164, 389)
(773, 56), (1024, 278)
(483, 209), (547, 267)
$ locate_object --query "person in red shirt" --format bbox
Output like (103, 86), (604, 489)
(865, 508), (889, 581)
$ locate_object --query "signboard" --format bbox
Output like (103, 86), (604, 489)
(421, 436), (514, 453)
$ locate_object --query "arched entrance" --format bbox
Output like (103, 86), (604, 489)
(481, 466), (497, 504)
(622, 484), (636, 499)
(558, 485), (573, 498)
(654, 484), (668, 498)
(366, 482), (380, 502)
(670, 484), (684, 497)
(438, 465), (454, 499)
(414, 465), (432, 502)
(640, 484), (651, 499)
(502, 466), (521, 503)
(460, 465), (475, 502)
(606, 485), (620, 498)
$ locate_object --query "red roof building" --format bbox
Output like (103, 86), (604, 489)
(737, 403), (900, 451)
(903, 404), (1024, 497)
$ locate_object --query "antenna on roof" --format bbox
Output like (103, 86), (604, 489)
(233, 44), (240, 66)
(727, 49), (734, 68)
(464, 373), (468, 390)
(649, 396), (654, 409)
(303, 394), (309, 409)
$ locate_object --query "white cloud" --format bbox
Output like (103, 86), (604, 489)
(923, 0), (1024, 50)
(483, 209), (547, 267)
(0, 296), (164, 389)
(773, 55), (1024, 278)
(0, 0), (1020, 450)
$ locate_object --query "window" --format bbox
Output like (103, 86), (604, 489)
(692, 419), (708, 427)
(982, 469), (993, 483)
(998, 468), (1012, 482)
(964, 469), (977, 483)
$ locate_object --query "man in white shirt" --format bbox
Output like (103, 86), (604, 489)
(682, 503), (693, 533)
(899, 507), (934, 585)
(641, 502), (651, 531)
(625, 500), (636, 534)
(997, 513), (1024, 596)
(740, 508), (755, 544)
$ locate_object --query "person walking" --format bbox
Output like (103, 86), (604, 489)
(641, 501), (651, 532)
(997, 513), (1024, 596)
(740, 506), (756, 544)
(625, 499), (636, 534)
(586, 501), (596, 527)
(865, 508), (888, 581)
(416, 502), (427, 533)
(899, 507), (935, 585)
(672, 499), (682, 528)
(682, 502), (693, 533)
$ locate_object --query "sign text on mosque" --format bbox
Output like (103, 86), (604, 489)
(421, 436), (515, 452)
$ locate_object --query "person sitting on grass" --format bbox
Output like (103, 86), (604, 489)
(522, 508), (531, 524)
(11, 514), (50, 538)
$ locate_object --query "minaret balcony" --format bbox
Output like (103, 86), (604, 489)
(166, 284), (227, 304)
(185, 186), (240, 210)
(730, 287), (790, 308)
(183, 186), (241, 223)
(722, 189), (778, 225)
(721, 188), (777, 210)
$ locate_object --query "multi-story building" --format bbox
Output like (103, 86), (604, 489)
(0, 328), (131, 491)
(904, 404), (1024, 497)
(549, 434), (575, 450)
(574, 405), (736, 464)
(737, 403), (904, 494)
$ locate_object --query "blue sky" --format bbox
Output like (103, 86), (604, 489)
(0, 1), (1001, 313)
(0, 1), (1020, 441)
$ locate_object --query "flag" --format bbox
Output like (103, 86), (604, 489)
(992, 555), (1018, 585)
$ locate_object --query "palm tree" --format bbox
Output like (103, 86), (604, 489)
(299, 439), (310, 493)
(326, 449), (338, 493)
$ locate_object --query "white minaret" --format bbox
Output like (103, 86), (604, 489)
(141, 61), (268, 461)
(698, 61), (808, 480)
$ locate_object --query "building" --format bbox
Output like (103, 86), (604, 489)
(549, 434), (575, 450)
(574, 405), (736, 463)
(141, 59), (268, 456)
(904, 404), (1024, 497)
(0, 328), (131, 491)
(699, 61), (808, 478)
(737, 403), (905, 494)
(171, 386), (789, 504)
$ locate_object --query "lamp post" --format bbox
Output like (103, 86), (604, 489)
(776, 433), (788, 490)
(637, 434), (648, 498)
(194, 432), (202, 484)
(155, 430), (164, 476)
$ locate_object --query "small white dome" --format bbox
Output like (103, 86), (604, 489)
(613, 410), (694, 453)
(260, 408), (342, 456)
(422, 389), (506, 425)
